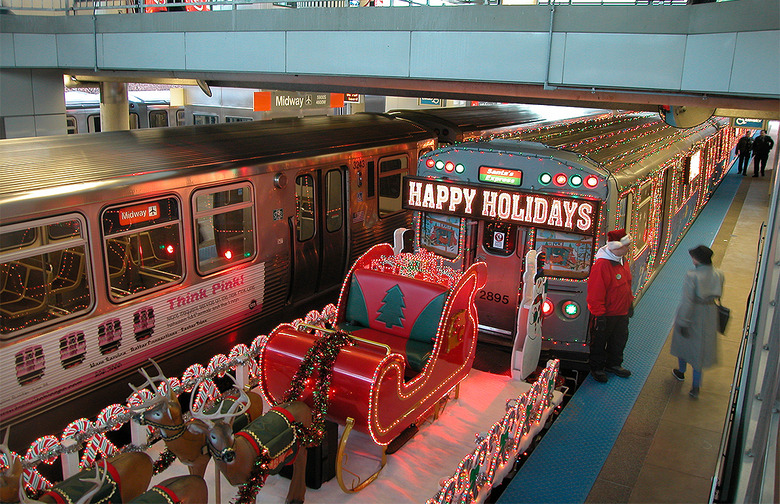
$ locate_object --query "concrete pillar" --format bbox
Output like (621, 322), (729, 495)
(0, 69), (66, 139)
(99, 81), (130, 132)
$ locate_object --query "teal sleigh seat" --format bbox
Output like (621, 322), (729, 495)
(339, 267), (449, 376)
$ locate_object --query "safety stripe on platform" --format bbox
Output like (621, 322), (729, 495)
(498, 171), (742, 504)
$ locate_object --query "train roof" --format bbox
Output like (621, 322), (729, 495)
(0, 113), (433, 201)
(484, 112), (727, 190)
(390, 105), (607, 141)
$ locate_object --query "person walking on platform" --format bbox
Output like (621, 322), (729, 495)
(586, 229), (634, 383)
(752, 129), (774, 177)
(734, 132), (753, 175)
(671, 245), (724, 399)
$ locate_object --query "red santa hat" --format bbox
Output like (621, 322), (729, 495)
(607, 228), (631, 250)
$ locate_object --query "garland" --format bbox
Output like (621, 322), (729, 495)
(281, 329), (353, 445)
(231, 329), (353, 504)
(151, 448), (177, 475)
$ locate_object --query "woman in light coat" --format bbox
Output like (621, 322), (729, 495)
(670, 245), (725, 398)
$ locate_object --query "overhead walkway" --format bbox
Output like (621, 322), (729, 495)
(1, 0), (778, 115)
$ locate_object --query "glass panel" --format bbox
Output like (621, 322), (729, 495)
(420, 213), (460, 259)
(193, 184), (256, 275)
(193, 114), (218, 125)
(89, 115), (101, 133)
(176, 109), (185, 127)
(483, 221), (516, 256)
(66, 116), (77, 134)
(295, 175), (315, 241)
(535, 229), (594, 280)
(378, 156), (407, 217)
(325, 170), (343, 233)
(1, 217), (92, 337)
(149, 110), (169, 128)
(225, 116), (252, 123)
(129, 113), (139, 130)
(103, 198), (183, 300)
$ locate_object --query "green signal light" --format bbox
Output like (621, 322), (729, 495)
(435, 160), (445, 170)
(570, 175), (583, 187)
(455, 164), (465, 173)
(562, 300), (580, 318)
(539, 173), (552, 185)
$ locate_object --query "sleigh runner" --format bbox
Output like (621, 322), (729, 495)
(258, 244), (487, 490)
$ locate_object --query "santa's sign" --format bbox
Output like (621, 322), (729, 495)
(403, 177), (599, 235)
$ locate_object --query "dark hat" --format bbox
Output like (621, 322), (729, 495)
(689, 245), (713, 265)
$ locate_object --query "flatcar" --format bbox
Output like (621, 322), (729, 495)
(404, 112), (740, 362)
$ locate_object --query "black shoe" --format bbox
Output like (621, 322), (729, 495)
(591, 370), (608, 383)
(672, 369), (685, 381)
(606, 366), (631, 378)
(689, 387), (700, 398)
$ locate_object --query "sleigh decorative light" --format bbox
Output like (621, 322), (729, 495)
(258, 244), (486, 490)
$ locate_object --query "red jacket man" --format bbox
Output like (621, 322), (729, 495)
(586, 229), (634, 383)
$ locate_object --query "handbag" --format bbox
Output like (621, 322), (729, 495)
(715, 298), (730, 334)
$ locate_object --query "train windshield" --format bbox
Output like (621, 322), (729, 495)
(534, 229), (594, 280)
(0, 215), (92, 338)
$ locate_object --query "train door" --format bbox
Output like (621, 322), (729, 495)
(473, 221), (525, 342)
(291, 167), (347, 301)
(655, 168), (674, 266)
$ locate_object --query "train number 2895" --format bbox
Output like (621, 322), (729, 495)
(479, 291), (510, 304)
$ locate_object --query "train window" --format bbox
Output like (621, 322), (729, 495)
(176, 109), (186, 127)
(325, 170), (344, 233)
(632, 183), (653, 256)
(193, 183), (256, 275)
(482, 221), (516, 257)
(193, 114), (219, 125)
(295, 175), (316, 241)
(102, 197), (184, 300)
(149, 110), (169, 128)
(616, 196), (628, 232)
(129, 113), (140, 130)
(225, 116), (253, 123)
(420, 213), (460, 259)
(88, 114), (101, 133)
(1, 215), (92, 338)
(378, 156), (408, 217)
(66, 116), (78, 134)
(535, 229), (594, 280)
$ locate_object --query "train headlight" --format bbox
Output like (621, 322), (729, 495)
(542, 299), (554, 317)
(585, 175), (599, 188)
(561, 300), (580, 319)
(539, 173), (552, 185)
(570, 174), (583, 187)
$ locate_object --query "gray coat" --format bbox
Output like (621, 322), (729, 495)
(670, 264), (724, 370)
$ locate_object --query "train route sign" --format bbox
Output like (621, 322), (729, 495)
(403, 176), (600, 235)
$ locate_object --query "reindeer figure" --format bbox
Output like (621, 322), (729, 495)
(190, 385), (313, 504)
(1, 427), (153, 504)
(127, 475), (207, 504)
(127, 360), (263, 477)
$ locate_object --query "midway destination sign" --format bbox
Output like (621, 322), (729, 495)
(403, 176), (599, 235)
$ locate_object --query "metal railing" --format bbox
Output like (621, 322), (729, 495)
(0, 0), (690, 15)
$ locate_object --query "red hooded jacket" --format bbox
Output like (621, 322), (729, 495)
(587, 247), (634, 317)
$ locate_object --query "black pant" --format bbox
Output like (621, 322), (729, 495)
(754, 154), (769, 176)
(737, 154), (751, 173)
(589, 315), (629, 371)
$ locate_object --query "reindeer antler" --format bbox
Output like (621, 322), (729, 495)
(127, 359), (172, 412)
(74, 460), (109, 504)
(0, 427), (17, 478)
(190, 375), (251, 427)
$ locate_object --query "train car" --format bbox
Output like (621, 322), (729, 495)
(65, 90), (177, 134)
(390, 104), (606, 146)
(403, 112), (740, 362)
(0, 113), (436, 423)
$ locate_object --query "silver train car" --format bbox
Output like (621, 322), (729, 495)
(404, 112), (740, 360)
(0, 105), (608, 424)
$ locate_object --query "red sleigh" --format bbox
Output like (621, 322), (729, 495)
(258, 243), (486, 491)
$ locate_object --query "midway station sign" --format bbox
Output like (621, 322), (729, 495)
(403, 176), (600, 235)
